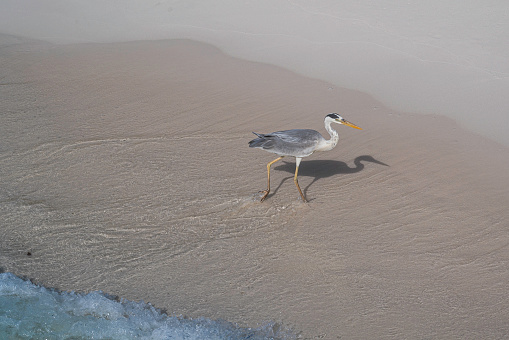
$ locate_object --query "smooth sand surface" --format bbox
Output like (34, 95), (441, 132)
(2, 35), (509, 338)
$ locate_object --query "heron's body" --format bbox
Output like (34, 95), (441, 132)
(249, 113), (361, 202)
(249, 129), (333, 157)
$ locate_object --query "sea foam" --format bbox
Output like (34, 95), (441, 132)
(0, 272), (295, 339)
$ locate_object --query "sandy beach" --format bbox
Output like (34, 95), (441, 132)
(2, 34), (509, 338)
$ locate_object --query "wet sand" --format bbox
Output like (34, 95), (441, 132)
(1, 35), (509, 339)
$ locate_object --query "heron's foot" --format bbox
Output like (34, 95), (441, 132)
(258, 190), (270, 202)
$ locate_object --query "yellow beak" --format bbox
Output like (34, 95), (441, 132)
(341, 120), (362, 130)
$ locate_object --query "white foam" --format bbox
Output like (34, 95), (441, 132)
(0, 272), (295, 339)
(1, 0), (508, 145)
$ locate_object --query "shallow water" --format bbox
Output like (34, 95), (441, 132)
(0, 272), (295, 339)
(2, 36), (509, 339)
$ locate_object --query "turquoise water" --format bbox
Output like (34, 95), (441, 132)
(0, 273), (295, 339)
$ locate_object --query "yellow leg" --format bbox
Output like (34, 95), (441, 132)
(260, 156), (284, 202)
(294, 157), (307, 202)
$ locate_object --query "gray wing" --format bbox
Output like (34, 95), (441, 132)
(249, 129), (324, 157)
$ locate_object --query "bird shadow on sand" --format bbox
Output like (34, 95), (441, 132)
(271, 155), (389, 200)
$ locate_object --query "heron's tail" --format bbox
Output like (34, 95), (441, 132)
(249, 132), (275, 149)
(249, 132), (263, 147)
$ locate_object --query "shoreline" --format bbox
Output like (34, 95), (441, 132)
(2, 1), (508, 147)
(1, 35), (509, 338)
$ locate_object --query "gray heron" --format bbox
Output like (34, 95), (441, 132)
(249, 113), (362, 202)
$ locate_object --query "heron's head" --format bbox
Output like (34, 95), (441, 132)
(326, 113), (362, 130)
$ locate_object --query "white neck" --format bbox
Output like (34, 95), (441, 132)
(321, 120), (339, 151)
